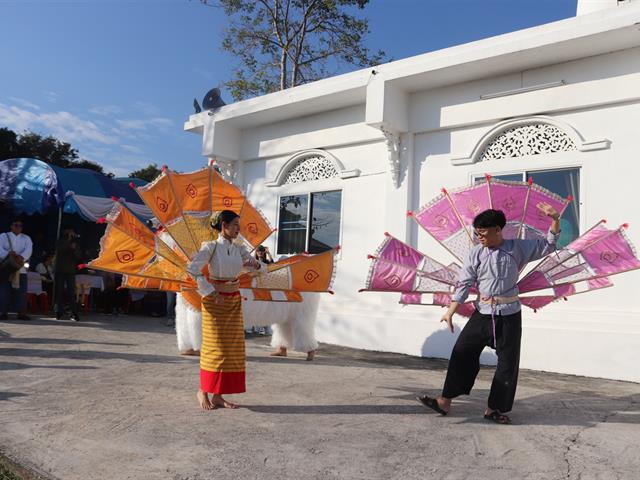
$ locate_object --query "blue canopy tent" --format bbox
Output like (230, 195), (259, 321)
(0, 158), (151, 221)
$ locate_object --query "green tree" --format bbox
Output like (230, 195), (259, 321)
(14, 130), (79, 167)
(203, 0), (385, 101)
(0, 127), (108, 175)
(0, 128), (19, 160)
(129, 163), (162, 182)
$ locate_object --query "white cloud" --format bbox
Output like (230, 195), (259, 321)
(89, 105), (123, 116)
(149, 117), (173, 128)
(121, 144), (144, 154)
(133, 101), (161, 116)
(44, 91), (59, 103)
(0, 98), (178, 178)
(115, 119), (147, 130)
(9, 97), (40, 111)
(0, 102), (116, 145)
(116, 117), (173, 131)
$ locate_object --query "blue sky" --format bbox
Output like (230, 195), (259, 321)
(0, 0), (577, 177)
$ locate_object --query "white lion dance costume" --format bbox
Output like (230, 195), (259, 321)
(173, 291), (319, 355)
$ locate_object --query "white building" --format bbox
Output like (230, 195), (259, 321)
(185, 0), (640, 382)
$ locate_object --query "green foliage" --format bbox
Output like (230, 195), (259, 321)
(0, 127), (107, 175)
(128, 163), (162, 182)
(204, 0), (385, 101)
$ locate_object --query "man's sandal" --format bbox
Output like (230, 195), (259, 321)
(416, 395), (448, 415)
(483, 411), (511, 424)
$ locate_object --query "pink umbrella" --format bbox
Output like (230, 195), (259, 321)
(361, 177), (640, 316)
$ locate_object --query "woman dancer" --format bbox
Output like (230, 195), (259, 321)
(187, 210), (261, 411)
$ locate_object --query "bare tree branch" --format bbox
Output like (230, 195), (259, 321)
(212, 0), (385, 100)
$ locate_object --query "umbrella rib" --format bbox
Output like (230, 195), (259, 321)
(165, 169), (199, 256)
(519, 223), (631, 292)
(443, 188), (474, 245)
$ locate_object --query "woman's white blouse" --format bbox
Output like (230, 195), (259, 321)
(187, 236), (252, 280)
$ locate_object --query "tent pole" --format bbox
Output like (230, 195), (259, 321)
(52, 206), (62, 316)
(56, 205), (62, 240)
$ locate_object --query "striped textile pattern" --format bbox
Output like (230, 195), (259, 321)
(200, 292), (246, 394)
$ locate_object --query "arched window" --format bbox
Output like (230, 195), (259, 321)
(479, 123), (577, 162)
(282, 154), (339, 184)
(266, 148), (359, 187)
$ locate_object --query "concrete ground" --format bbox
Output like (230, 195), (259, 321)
(0, 315), (639, 480)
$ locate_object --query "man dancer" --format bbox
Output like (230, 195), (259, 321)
(418, 203), (560, 424)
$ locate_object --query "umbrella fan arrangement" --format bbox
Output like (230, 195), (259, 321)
(361, 175), (640, 315)
(84, 164), (339, 307)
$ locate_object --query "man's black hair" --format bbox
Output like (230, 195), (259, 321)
(473, 209), (507, 229)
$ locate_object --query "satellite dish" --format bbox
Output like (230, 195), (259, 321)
(202, 88), (226, 110)
(193, 98), (202, 114)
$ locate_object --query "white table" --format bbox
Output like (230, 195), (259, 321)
(75, 274), (105, 294)
(27, 271), (44, 295)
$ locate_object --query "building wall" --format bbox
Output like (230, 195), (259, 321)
(238, 46), (640, 382)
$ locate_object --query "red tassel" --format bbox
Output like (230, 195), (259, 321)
(622, 223), (629, 229)
(566, 195), (573, 202)
(601, 219), (607, 224)
(97, 218), (106, 224)
(161, 165), (168, 172)
(129, 182), (136, 189)
(384, 231), (390, 237)
(484, 173), (492, 181)
(110, 196), (118, 202)
(77, 264), (86, 270)
(528, 177), (533, 185)
(334, 245), (341, 252)
(441, 187), (448, 194)
(406, 210), (414, 217)
(367, 254), (375, 259)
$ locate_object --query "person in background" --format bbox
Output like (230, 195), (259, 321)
(35, 252), (55, 306)
(166, 291), (176, 327)
(54, 227), (82, 321)
(0, 218), (33, 320)
(254, 245), (274, 265)
(30, 232), (48, 270)
(252, 245), (274, 335)
(100, 270), (117, 315)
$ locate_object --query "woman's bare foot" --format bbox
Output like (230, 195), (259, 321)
(181, 349), (200, 356)
(270, 347), (287, 357)
(211, 394), (239, 409)
(197, 389), (213, 410)
(306, 350), (316, 361)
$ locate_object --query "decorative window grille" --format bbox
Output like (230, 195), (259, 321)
(479, 124), (576, 162)
(282, 155), (339, 184)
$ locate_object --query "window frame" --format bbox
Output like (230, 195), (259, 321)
(470, 163), (583, 240)
(275, 188), (344, 256)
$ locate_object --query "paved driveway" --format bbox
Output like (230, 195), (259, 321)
(1, 315), (638, 480)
